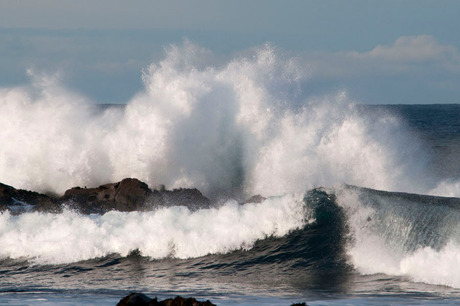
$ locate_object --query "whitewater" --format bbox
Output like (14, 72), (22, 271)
(1, 42), (460, 304)
(3, 42), (451, 197)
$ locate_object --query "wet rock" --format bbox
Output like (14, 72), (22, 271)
(158, 296), (216, 306)
(242, 194), (266, 204)
(148, 188), (211, 210)
(114, 178), (152, 211)
(61, 178), (152, 213)
(117, 293), (216, 306)
(0, 178), (211, 214)
(117, 293), (152, 306)
(0, 182), (59, 214)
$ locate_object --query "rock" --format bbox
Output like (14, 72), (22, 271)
(158, 296), (216, 306)
(148, 188), (211, 210)
(242, 194), (266, 204)
(0, 178), (211, 214)
(114, 178), (152, 211)
(117, 293), (216, 306)
(117, 293), (152, 306)
(0, 182), (59, 214)
(60, 178), (152, 213)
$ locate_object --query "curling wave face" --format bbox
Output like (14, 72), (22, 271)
(336, 185), (460, 288)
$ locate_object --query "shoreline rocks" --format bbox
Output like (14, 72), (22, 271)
(0, 182), (59, 213)
(116, 293), (308, 306)
(0, 178), (211, 214)
(117, 293), (216, 306)
(0, 178), (267, 215)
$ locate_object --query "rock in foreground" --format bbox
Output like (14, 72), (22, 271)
(117, 293), (216, 306)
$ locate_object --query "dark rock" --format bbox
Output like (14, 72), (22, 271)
(60, 178), (152, 213)
(117, 293), (152, 306)
(148, 188), (211, 210)
(114, 178), (151, 211)
(242, 194), (266, 204)
(0, 178), (211, 214)
(117, 293), (216, 306)
(158, 296), (216, 306)
(0, 182), (59, 214)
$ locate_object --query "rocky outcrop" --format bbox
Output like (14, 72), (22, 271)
(61, 178), (152, 213)
(242, 194), (266, 204)
(148, 188), (211, 210)
(0, 182), (59, 213)
(0, 179), (270, 215)
(116, 293), (307, 306)
(117, 293), (216, 306)
(0, 178), (211, 214)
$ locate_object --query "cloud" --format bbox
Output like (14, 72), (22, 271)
(352, 35), (459, 63)
(307, 35), (460, 79)
(300, 35), (460, 104)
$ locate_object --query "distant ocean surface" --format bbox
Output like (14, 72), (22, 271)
(1, 44), (460, 305)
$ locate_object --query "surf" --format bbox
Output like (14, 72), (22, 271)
(2, 41), (460, 293)
(2, 42), (458, 199)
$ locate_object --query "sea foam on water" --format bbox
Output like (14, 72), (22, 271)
(0, 194), (306, 264)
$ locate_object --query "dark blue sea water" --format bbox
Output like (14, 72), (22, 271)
(2, 46), (460, 304)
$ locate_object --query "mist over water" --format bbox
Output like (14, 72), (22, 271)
(1, 42), (455, 198)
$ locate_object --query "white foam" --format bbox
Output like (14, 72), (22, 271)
(0, 194), (307, 265)
(2, 41), (457, 198)
(337, 187), (460, 288)
(399, 241), (460, 288)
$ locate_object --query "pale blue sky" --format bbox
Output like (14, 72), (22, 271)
(1, 0), (459, 104)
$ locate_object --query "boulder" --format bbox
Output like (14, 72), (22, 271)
(117, 293), (216, 306)
(117, 292), (152, 305)
(60, 178), (152, 213)
(114, 178), (152, 211)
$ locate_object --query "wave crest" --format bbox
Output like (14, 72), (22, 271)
(0, 41), (458, 197)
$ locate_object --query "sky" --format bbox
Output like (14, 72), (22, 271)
(1, 0), (459, 104)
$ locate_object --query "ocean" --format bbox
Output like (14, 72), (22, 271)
(1, 44), (460, 305)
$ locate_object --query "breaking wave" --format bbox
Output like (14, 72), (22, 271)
(2, 41), (460, 290)
(1, 41), (457, 198)
(0, 194), (307, 264)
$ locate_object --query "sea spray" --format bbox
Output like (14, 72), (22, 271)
(1, 42), (453, 198)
